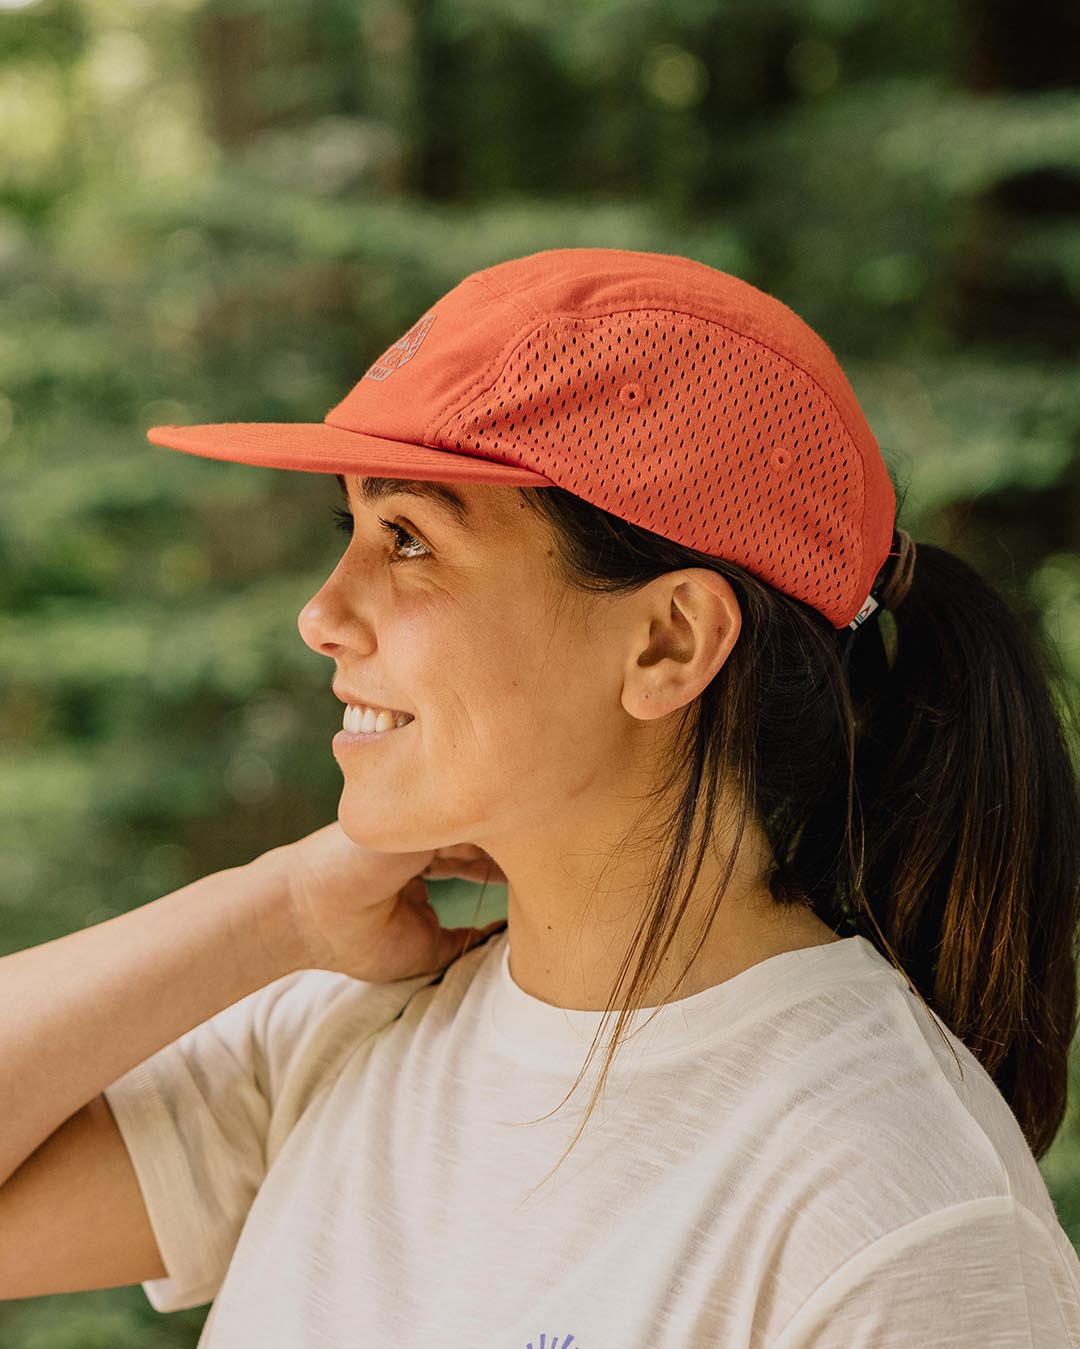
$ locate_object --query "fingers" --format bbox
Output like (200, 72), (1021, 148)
(421, 855), (507, 884)
(427, 924), (499, 976)
(432, 843), (495, 864)
(445, 920), (507, 957)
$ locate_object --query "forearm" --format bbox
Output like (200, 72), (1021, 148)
(0, 851), (307, 1189)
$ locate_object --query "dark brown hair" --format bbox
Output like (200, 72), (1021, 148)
(474, 472), (1080, 1202)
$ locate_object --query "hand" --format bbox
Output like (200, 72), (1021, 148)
(264, 822), (507, 983)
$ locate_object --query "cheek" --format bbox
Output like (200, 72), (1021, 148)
(475, 634), (608, 760)
(395, 586), (608, 751)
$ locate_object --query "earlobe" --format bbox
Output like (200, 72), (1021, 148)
(621, 569), (741, 722)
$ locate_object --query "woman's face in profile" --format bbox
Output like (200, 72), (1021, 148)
(296, 478), (638, 858)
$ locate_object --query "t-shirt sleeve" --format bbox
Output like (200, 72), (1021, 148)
(101, 966), (440, 1313)
(772, 1195), (1080, 1348)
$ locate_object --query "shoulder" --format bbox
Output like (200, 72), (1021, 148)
(738, 943), (1074, 1332)
(771, 1195), (1080, 1347)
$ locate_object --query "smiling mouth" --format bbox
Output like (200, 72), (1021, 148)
(341, 705), (415, 734)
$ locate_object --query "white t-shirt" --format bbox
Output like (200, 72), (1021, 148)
(102, 929), (1080, 1346)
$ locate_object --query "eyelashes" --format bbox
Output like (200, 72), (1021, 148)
(330, 504), (355, 536)
(329, 505), (431, 563)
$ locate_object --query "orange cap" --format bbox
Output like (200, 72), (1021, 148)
(146, 247), (895, 629)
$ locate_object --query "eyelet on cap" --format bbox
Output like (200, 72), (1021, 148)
(619, 382), (643, 407)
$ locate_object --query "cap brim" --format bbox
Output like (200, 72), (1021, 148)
(145, 422), (555, 487)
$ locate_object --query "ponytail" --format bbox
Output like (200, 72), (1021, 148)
(842, 540), (1080, 1159)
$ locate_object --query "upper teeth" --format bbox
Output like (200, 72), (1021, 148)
(343, 704), (413, 734)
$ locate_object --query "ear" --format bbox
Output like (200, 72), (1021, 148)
(620, 569), (741, 722)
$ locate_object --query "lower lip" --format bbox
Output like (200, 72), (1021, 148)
(332, 719), (415, 753)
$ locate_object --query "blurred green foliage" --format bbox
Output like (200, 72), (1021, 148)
(1, 0), (1079, 1342)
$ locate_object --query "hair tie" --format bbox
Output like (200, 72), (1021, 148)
(845, 528), (917, 633)
(881, 529), (917, 612)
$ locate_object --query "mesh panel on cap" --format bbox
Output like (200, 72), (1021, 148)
(437, 311), (866, 625)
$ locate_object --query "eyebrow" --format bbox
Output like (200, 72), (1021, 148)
(335, 474), (472, 531)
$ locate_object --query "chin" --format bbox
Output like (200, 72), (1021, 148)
(335, 800), (436, 854)
(336, 804), (407, 850)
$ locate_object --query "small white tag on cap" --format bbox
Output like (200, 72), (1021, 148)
(847, 592), (880, 631)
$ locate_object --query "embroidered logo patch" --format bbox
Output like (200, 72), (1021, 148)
(363, 311), (437, 382)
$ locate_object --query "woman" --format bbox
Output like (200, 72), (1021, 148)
(4, 247), (1079, 1345)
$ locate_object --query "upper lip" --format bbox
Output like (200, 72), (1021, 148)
(333, 685), (413, 719)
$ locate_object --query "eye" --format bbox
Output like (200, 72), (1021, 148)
(329, 505), (431, 564)
(377, 517), (431, 563)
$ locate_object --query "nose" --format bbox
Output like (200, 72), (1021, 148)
(297, 589), (333, 657)
(297, 566), (372, 658)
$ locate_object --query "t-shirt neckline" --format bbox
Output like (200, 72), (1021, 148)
(486, 932), (897, 1071)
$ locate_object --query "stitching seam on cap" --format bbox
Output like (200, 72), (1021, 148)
(469, 272), (543, 323)
(418, 277), (544, 443)
(423, 312), (547, 443)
